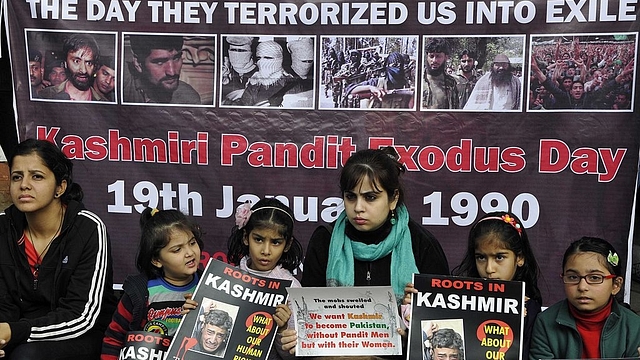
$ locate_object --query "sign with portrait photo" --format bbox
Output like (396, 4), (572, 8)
(408, 274), (525, 360)
(165, 258), (291, 360)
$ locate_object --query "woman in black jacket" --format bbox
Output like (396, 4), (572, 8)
(289, 147), (449, 359)
(0, 139), (116, 359)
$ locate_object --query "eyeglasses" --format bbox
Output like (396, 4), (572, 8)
(561, 273), (616, 285)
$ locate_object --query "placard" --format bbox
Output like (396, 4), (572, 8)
(408, 274), (525, 360)
(288, 286), (402, 357)
(165, 258), (291, 360)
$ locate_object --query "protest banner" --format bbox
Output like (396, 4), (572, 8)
(165, 258), (291, 360)
(3, 0), (639, 306)
(118, 331), (172, 360)
(408, 274), (525, 360)
(288, 286), (402, 357)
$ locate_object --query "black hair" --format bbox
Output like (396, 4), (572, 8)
(129, 35), (184, 61)
(227, 198), (303, 272)
(430, 328), (464, 360)
(452, 211), (542, 303)
(385, 52), (405, 68)
(136, 208), (204, 279)
(571, 80), (584, 88)
(562, 237), (622, 277)
(63, 34), (100, 62)
(198, 309), (233, 344)
(459, 49), (476, 59)
(340, 147), (405, 207)
(425, 38), (450, 55)
(9, 138), (83, 204)
(98, 55), (114, 70)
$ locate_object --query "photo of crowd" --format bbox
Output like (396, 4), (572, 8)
(319, 36), (418, 110)
(220, 35), (315, 108)
(26, 30), (117, 103)
(529, 33), (636, 111)
(421, 35), (525, 111)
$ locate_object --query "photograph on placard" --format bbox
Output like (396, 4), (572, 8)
(122, 32), (215, 106)
(529, 33), (636, 111)
(220, 35), (316, 108)
(319, 35), (418, 110)
(26, 29), (117, 103)
(421, 35), (526, 111)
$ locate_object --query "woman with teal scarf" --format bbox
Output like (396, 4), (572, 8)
(298, 147), (449, 359)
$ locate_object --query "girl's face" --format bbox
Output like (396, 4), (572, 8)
(343, 175), (398, 232)
(153, 228), (201, 286)
(243, 226), (290, 272)
(475, 236), (524, 281)
(10, 154), (66, 214)
(563, 252), (622, 313)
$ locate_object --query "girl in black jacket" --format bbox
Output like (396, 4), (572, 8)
(0, 139), (117, 359)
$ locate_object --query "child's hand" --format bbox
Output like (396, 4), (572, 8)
(273, 303), (291, 331)
(181, 293), (199, 315)
(403, 283), (418, 305)
(399, 283), (418, 330)
(279, 328), (297, 354)
(524, 296), (529, 317)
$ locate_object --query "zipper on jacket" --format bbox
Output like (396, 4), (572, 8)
(366, 263), (371, 285)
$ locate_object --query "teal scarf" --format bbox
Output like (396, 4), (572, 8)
(326, 204), (418, 304)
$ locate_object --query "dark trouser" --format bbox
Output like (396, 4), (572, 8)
(6, 329), (103, 360)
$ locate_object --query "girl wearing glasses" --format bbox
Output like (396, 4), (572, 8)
(530, 237), (640, 359)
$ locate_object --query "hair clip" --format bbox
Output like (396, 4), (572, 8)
(607, 251), (619, 266)
(235, 201), (253, 229)
(150, 208), (159, 216)
(501, 215), (522, 235)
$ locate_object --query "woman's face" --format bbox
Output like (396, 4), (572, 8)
(563, 252), (622, 313)
(343, 175), (398, 232)
(10, 153), (65, 214)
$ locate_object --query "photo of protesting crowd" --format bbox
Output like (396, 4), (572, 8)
(220, 35), (315, 108)
(319, 36), (418, 109)
(529, 34), (636, 111)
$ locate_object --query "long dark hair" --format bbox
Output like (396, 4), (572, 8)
(453, 211), (542, 303)
(339, 147), (405, 206)
(9, 138), (83, 204)
(227, 198), (303, 272)
(136, 208), (204, 279)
